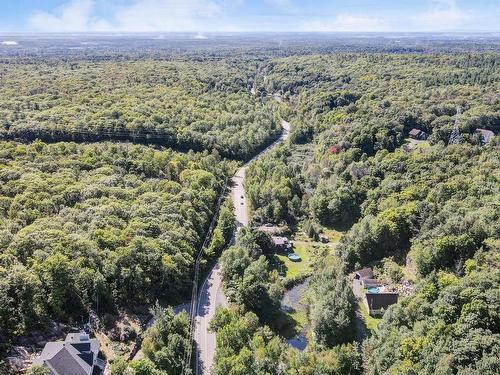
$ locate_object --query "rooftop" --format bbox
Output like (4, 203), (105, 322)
(257, 223), (281, 234)
(34, 333), (103, 375)
(271, 236), (290, 247)
(365, 292), (399, 313)
(355, 267), (374, 280)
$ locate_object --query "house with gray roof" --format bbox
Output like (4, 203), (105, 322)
(33, 332), (105, 375)
(354, 267), (374, 280)
(271, 236), (291, 251)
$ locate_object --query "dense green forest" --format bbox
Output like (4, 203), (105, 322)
(248, 54), (499, 221)
(365, 249), (499, 374)
(1, 40), (498, 375)
(0, 141), (232, 339)
(210, 306), (362, 375)
(0, 60), (280, 159)
(241, 52), (499, 374)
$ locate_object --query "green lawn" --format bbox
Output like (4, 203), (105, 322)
(271, 223), (343, 279)
(294, 222), (343, 245)
(270, 224), (343, 338)
(273, 241), (312, 278)
(320, 227), (343, 243)
(358, 299), (382, 333)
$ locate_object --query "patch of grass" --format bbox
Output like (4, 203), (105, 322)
(358, 299), (382, 333)
(290, 308), (307, 330)
(320, 227), (343, 243)
(294, 221), (343, 245)
(414, 140), (431, 149)
(273, 241), (312, 278)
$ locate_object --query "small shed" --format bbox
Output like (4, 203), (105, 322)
(474, 128), (494, 144)
(365, 293), (398, 317)
(354, 267), (374, 280)
(409, 128), (428, 140)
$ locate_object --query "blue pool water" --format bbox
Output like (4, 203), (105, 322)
(367, 286), (380, 293)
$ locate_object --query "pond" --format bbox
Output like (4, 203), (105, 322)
(281, 279), (310, 351)
(282, 279), (309, 307)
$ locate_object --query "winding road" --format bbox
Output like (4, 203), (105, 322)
(194, 119), (291, 375)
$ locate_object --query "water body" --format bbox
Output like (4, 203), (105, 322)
(281, 279), (310, 351)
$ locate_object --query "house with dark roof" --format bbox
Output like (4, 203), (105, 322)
(354, 267), (374, 280)
(271, 236), (291, 251)
(33, 333), (105, 375)
(474, 128), (494, 144)
(365, 292), (398, 317)
(409, 128), (428, 140)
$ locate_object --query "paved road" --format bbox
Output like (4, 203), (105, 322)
(194, 119), (291, 375)
(232, 119), (291, 230)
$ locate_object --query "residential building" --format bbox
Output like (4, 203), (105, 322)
(33, 332), (105, 375)
(365, 292), (399, 317)
(271, 236), (291, 251)
(409, 128), (428, 140)
(354, 267), (374, 280)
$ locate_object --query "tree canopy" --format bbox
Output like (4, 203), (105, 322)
(0, 141), (231, 339)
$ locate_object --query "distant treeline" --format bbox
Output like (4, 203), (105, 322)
(0, 59), (281, 160)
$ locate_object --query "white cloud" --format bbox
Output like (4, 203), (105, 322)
(301, 14), (390, 32)
(413, 0), (470, 30)
(28, 0), (222, 32)
(1, 41), (18, 45)
(29, 0), (106, 32)
(112, 0), (220, 32)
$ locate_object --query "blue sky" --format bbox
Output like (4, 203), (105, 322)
(1, 0), (499, 32)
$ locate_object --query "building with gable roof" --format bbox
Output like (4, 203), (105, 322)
(33, 332), (105, 375)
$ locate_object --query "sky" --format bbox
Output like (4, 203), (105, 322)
(0, 0), (499, 33)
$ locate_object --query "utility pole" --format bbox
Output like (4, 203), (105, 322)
(448, 106), (462, 145)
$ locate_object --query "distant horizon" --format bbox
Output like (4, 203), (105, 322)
(1, 31), (500, 36)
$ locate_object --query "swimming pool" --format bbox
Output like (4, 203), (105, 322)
(367, 286), (380, 293)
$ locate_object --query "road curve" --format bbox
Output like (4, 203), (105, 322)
(194, 119), (291, 375)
